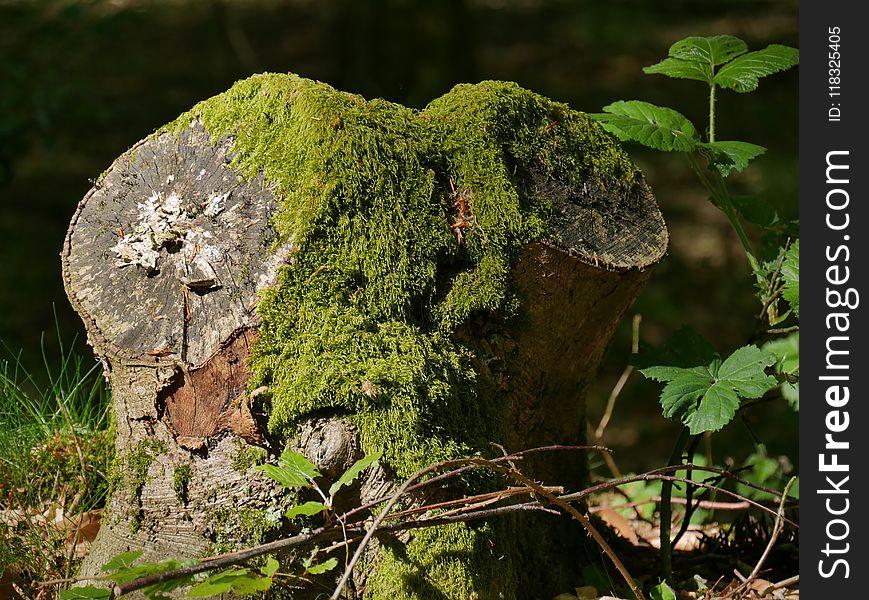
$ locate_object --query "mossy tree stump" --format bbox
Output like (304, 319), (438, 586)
(62, 74), (667, 598)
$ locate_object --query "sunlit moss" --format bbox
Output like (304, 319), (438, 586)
(164, 73), (637, 479)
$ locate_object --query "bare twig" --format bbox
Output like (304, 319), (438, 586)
(595, 314), (641, 441)
(719, 476), (797, 599)
(106, 454), (795, 598)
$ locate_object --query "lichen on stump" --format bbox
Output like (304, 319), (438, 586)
(62, 73), (667, 597)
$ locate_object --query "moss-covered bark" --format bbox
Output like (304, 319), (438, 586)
(64, 73), (667, 598)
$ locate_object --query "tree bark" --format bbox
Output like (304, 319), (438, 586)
(62, 75), (668, 598)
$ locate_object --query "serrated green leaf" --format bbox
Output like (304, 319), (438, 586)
(659, 366), (713, 419)
(59, 587), (112, 600)
(714, 44), (799, 92)
(650, 580), (677, 600)
(683, 382), (741, 434)
(700, 141), (766, 177)
(762, 332), (799, 376)
(643, 57), (711, 82)
(101, 550), (143, 572)
(590, 101), (699, 152)
(285, 501), (325, 519)
(733, 196), (779, 227)
(717, 345), (778, 399)
(231, 574), (273, 594)
(635, 325), (719, 380)
(328, 450), (382, 497)
(782, 381), (799, 411)
(256, 449), (321, 489)
(262, 556), (280, 578)
(670, 35), (748, 65)
(307, 557), (339, 575)
(781, 239), (799, 317)
(186, 569), (250, 597)
(655, 345), (777, 433)
(644, 35), (748, 83)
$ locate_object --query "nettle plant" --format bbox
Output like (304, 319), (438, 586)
(591, 34), (799, 576)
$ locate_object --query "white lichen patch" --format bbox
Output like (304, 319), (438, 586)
(203, 192), (229, 218)
(112, 190), (190, 272)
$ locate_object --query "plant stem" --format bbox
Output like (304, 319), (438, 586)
(708, 83), (717, 143)
(685, 152), (762, 279)
(660, 427), (690, 580)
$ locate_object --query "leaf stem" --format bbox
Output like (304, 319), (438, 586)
(685, 152), (762, 279)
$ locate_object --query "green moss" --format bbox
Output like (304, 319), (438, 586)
(121, 438), (167, 497)
(366, 522), (517, 600)
(161, 74), (640, 594)
(231, 438), (267, 474)
(163, 73), (638, 479)
(172, 462), (192, 504)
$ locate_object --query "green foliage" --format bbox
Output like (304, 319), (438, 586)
(255, 447), (321, 489)
(642, 343), (777, 434)
(0, 327), (112, 588)
(713, 45), (800, 93)
(596, 34), (798, 579)
(591, 101), (698, 152)
(642, 35), (798, 93)
(259, 448), (382, 521)
(649, 580), (677, 600)
(762, 332), (800, 410)
(306, 557), (338, 575)
(59, 587), (111, 599)
(96, 550), (198, 599)
(781, 239), (800, 317)
(186, 567), (273, 597)
(699, 141), (766, 177)
(285, 500), (326, 519)
(328, 450), (383, 496)
(735, 445), (800, 502)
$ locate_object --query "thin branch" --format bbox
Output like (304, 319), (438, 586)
(719, 476), (797, 599)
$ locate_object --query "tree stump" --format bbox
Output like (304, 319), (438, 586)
(62, 74), (667, 598)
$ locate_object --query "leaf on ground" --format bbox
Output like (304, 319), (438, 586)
(781, 239), (799, 317)
(714, 44), (799, 92)
(590, 100), (699, 152)
(700, 141), (766, 177)
(328, 450), (382, 496)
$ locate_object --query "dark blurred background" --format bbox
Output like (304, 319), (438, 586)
(0, 0), (798, 473)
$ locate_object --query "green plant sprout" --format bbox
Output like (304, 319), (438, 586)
(591, 34), (799, 579)
(256, 447), (383, 521)
(61, 449), (382, 598)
